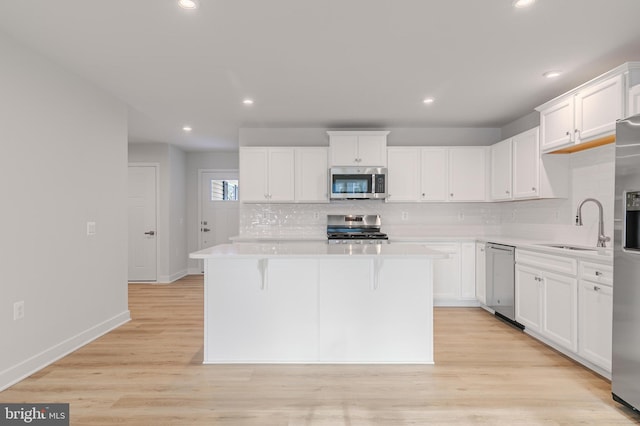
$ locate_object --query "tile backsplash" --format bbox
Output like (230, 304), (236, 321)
(239, 144), (616, 244)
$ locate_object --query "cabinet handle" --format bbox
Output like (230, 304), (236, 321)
(480, 248), (484, 252)
(422, 193), (426, 197)
(565, 131), (571, 136)
(595, 271), (602, 276)
(450, 193), (454, 197)
(593, 285), (601, 291)
(505, 190), (510, 194)
(532, 187), (536, 191)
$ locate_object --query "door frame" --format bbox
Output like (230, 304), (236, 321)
(197, 169), (239, 270)
(128, 162), (160, 283)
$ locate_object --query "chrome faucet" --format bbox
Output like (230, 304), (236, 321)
(575, 198), (611, 247)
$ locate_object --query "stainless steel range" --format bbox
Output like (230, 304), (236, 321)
(327, 214), (389, 244)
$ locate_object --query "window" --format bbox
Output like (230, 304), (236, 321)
(210, 180), (239, 201)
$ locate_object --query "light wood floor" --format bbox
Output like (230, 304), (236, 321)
(1, 275), (639, 425)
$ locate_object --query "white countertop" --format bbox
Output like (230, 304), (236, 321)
(190, 241), (448, 259)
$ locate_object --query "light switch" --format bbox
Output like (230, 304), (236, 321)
(87, 221), (96, 236)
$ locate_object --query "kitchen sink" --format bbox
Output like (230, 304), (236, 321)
(537, 243), (599, 251)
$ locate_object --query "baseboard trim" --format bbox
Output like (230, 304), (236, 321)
(158, 270), (188, 284)
(0, 310), (131, 392)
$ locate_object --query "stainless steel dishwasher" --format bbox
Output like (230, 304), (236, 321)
(486, 243), (522, 329)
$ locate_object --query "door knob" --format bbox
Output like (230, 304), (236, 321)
(144, 231), (155, 236)
(202, 228), (211, 232)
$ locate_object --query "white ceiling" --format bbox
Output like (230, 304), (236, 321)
(1, 1), (639, 151)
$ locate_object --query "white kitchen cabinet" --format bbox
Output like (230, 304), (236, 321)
(206, 258), (318, 361)
(420, 148), (448, 201)
(574, 74), (623, 142)
(537, 67), (635, 153)
(475, 242), (486, 305)
(629, 84), (640, 116)
(490, 138), (512, 200)
(328, 131), (388, 166)
(490, 127), (567, 201)
(512, 127), (541, 199)
(448, 147), (488, 201)
(295, 147), (328, 202)
(427, 243), (461, 303)
(460, 242), (476, 300)
(239, 147), (295, 202)
(387, 147), (420, 201)
(539, 95), (574, 152)
(578, 260), (613, 372)
(542, 271), (578, 352)
(516, 249), (578, 352)
(515, 264), (543, 332)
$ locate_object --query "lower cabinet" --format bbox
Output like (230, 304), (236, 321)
(516, 261), (578, 352)
(422, 241), (477, 306)
(516, 249), (612, 377)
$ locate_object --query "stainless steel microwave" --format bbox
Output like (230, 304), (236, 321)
(329, 167), (387, 200)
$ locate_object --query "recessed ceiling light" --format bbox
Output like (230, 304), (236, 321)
(182, 126), (192, 132)
(243, 99), (254, 105)
(543, 70), (562, 79)
(423, 97), (435, 104)
(178, 0), (198, 10)
(513, 0), (536, 8)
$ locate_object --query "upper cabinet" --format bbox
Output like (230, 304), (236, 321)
(328, 131), (388, 166)
(386, 146), (485, 203)
(537, 63), (640, 154)
(240, 148), (295, 202)
(630, 85), (640, 116)
(294, 147), (329, 203)
(489, 127), (568, 202)
(448, 147), (488, 202)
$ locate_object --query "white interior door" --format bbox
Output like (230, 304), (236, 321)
(200, 171), (240, 270)
(128, 166), (157, 281)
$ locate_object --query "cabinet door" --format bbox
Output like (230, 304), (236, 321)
(239, 148), (269, 202)
(420, 148), (448, 201)
(329, 134), (359, 166)
(357, 135), (387, 166)
(579, 280), (612, 371)
(387, 148), (419, 201)
(540, 96), (574, 152)
(515, 265), (542, 332)
(295, 147), (328, 202)
(542, 271), (578, 352)
(267, 148), (295, 201)
(490, 138), (512, 201)
(575, 74), (623, 142)
(475, 243), (487, 305)
(512, 127), (540, 199)
(425, 243), (461, 303)
(629, 85), (640, 116)
(448, 147), (487, 201)
(460, 242), (476, 299)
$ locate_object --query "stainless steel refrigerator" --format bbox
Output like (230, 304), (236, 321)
(612, 114), (640, 412)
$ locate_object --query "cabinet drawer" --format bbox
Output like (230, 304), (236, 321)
(580, 261), (613, 286)
(515, 249), (577, 276)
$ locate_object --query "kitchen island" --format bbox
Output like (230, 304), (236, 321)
(190, 242), (445, 364)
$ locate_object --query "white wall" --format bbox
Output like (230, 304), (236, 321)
(185, 151), (239, 273)
(128, 143), (188, 283)
(0, 32), (129, 390)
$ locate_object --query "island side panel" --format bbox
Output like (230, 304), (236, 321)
(318, 258), (433, 363)
(204, 258), (318, 363)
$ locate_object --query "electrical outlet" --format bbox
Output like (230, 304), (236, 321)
(86, 221), (96, 236)
(401, 211), (409, 221)
(313, 211), (320, 220)
(13, 301), (24, 321)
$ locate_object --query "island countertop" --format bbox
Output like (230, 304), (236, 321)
(189, 241), (448, 259)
